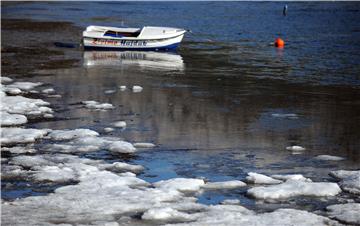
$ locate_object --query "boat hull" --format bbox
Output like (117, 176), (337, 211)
(83, 34), (184, 51)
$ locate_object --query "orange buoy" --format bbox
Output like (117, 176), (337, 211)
(274, 38), (285, 48)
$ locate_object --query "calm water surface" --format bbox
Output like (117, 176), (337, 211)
(2, 2), (360, 208)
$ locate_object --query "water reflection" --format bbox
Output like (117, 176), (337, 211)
(83, 51), (185, 71)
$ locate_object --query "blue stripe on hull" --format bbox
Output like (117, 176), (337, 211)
(84, 43), (180, 51)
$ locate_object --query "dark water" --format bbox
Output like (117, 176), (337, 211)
(2, 2), (360, 209)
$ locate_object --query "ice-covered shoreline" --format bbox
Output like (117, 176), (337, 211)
(1, 77), (359, 226)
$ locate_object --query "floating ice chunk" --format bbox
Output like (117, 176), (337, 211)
(108, 141), (136, 153)
(221, 199), (241, 205)
(142, 207), (196, 223)
(104, 89), (116, 94)
(133, 142), (156, 148)
(203, 180), (246, 190)
(329, 170), (360, 194)
(246, 172), (282, 184)
(154, 178), (205, 193)
(171, 206), (339, 226)
(43, 113), (54, 118)
(104, 127), (114, 132)
(10, 155), (54, 168)
(3, 87), (22, 95)
(106, 162), (144, 173)
(119, 85), (127, 91)
(113, 121), (126, 128)
(47, 129), (99, 141)
(7, 82), (43, 91)
(1, 127), (49, 145)
(0, 111), (27, 126)
(47, 94), (62, 98)
(42, 88), (55, 94)
(247, 180), (341, 200)
(286, 145), (306, 151)
(1, 95), (52, 116)
(326, 203), (360, 225)
(132, 85), (143, 93)
(271, 174), (312, 182)
(1, 76), (13, 83)
(82, 100), (114, 110)
(314, 155), (345, 161)
(271, 113), (298, 119)
(1, 146), (36, 154)
(32, 165), (77, 183)
(46, 136), (135, 154)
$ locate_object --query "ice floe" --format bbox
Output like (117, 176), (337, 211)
(142, 207), (196, 223)
(104, 127), (114, 132)
(167, 207), (340, 226)
(46, 135), (136, 154)
(326, 203), (360, 225)
(0, 111), (27, 126)
(314, 155), (345, 161)
(247, 180), (341, 200)
(132, 85), (143, 93)
(1, 128), (49, 145)
(41, 88), (55, 94)
(104, 89), (116, 94)
(220, 199), (241, 205)
(203, 180), (247, 190)
(1, 95), (52, 117)
(103, 162), (144, 174)
(3, 86), (22, 95)
(154, 178), (205, 193)
(81, 100), (114, 110)
(1, 146), (37, 154)
(47, 129), (99, 141)
(113, 121), (127, 128)
(1, 76), (13, 83)
(246, 172), (282, 184)
(270, 174), (312, 182)
(329, 170), (360, 195)
(133, 142), (156, 148)
(286, 145), (306, 152)
(271, 113), (298, 119)
(119, 85), (127, 91)
(6, 81), (43, 91)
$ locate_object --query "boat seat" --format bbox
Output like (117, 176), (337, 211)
(104, 30), (141, 38)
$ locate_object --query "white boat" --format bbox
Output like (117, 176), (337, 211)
(82, 25), (187, 51)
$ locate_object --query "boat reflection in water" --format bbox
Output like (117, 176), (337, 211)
(83, 51), (184, 71)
